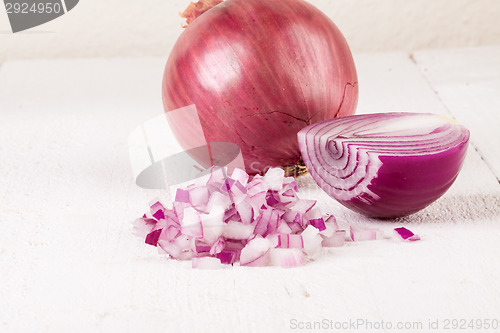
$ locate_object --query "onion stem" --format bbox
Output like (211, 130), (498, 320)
(181, 0), (223, 27)
(283, 158), (309, 178)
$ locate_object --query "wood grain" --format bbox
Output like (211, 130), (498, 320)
(1, 52), (499, 332)
(413, 46), (500, 181)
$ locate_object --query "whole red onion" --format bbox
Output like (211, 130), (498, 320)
(162, 0), (358, 175)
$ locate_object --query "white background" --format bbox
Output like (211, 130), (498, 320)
(1, 0), (500, 64)
(1, 1), (500, 332)
(1, 50), (500, 333)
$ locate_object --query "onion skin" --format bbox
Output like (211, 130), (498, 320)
(162, 0), (358, 175)
(181, 0), (223, 26)
(297, 113), (470, 219)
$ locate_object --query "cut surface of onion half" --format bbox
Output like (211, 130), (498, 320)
(298, 113), (470, 218)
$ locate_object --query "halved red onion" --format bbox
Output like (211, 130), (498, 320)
(298, 113), (470, 218)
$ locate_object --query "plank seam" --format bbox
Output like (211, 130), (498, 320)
(409, 53), (500, 184)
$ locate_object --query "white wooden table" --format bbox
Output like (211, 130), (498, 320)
(1, 47), (500, 333)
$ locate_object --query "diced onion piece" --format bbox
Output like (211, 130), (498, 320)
(322, 230), (346, 247)
(145, 229), (163, 246)
(247, 179), (269, 197)
(276, 221), (292, 234)
(207, 166), (228, 187)
(231, 168), (250, 186)
(206, 191), (233, 212)
(217, 240), (244, 264)
(292, 199), (316, 214)
(283, 177), (299, 192)
(269, 248), (305, 268)
(394, 227), (421, 241)
(276, 234), (304, 249)
(281, 189), (295, 198)
(132, 217), (157, 238)
(181, 207), (203, 239)
(288, 222), (303, 234)
(223, 221), (255, 240)
(266, 233), (279, 248)
(240, 236), (271, 267)
(173, 201), (190, 221)
(188, 186), (209, 211)
(301, 225), (323, 258)
(230, 181), (247, 204)
(175, 188), (190, 203)
(150, 201), (166, 220)
(235, 198), (254, 224)
(158, 233), (195, 260)
(320, 216), (339, 238)
(253, 208), (272, 236)
(195, 240), (211, 254)
(161, 225), (181, 241)
(192, 257), (223, 269)
(200, 206), (225, 244)
(309, 218), (326, 231)
(264, 167), (285, 191)
(350, 225), (383, 241)
(210, 237), (225, 255)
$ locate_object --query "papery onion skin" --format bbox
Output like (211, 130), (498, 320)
(298, 113), (470, 218)
(162, 0), (358, 175)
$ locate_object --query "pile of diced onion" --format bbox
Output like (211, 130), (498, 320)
(133, 167), (420, 269)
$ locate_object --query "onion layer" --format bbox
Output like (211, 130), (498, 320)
(298, 113), (470, 218)
(162, 0), (358, 175)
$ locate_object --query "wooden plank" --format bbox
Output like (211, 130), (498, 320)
(413, 46), (500, 181)
(0, 56), (499, 332)
(354, 52), (452, 116)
